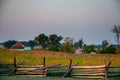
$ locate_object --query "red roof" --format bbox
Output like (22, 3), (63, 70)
(11, 42), (24, 49)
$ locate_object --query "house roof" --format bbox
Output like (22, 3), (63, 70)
(11, 42), (24, 49)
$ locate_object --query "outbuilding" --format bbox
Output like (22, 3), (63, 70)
(10, 42), (25, 51)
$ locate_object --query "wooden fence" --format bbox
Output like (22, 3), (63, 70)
(47, 59), (75, 77)
(71, 65), (106, 79)
(46, 64), (68, 76)
(0, 57), (120, 79)
(0, 57), (47, 76)
(14, 57), (47, 76)
(107, 66), (120, 78)
(69, 60), (120, 79)
(0, 57), (68, 77)
(0, 64), (13, 76)
(15, 65), (46, 76)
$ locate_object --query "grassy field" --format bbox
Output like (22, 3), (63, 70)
(0, 49), (120, 66)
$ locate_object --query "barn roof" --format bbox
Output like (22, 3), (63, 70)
(10, 42), (24, 49)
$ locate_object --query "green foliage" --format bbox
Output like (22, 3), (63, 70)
(35, 33), (63, 50)
(84, 45), (96, 53)
(35, 33), (48, 49)
(60, 37), (75, 53)
(3, 40), (17, 49)
(48, 45), (59, 51)
(48, 34), (63, 51)
(106, 46), (116, 53)
(28, 40), (38, 49)
(78, 38), (84, 48)
(49, 34), (63, 45)
(102, 40), (108, 49)
(97, 45), (101, 53)
(100, 46), (116, 54)
(60, 43), (75, 53)
(74, 38), (84, 49)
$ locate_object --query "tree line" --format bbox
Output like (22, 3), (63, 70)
(3, 33), (117, 54)
(2, 25), (120, 54)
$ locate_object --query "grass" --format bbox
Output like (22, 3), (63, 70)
(0, 49), (120, 66)
(0, 49), (120, 80)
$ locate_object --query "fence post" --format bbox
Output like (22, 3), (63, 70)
(14, 57), (16, 68)
(43, 57), (46, 76)
(104, 59), (108, 80)
(13, 57), (16, 74)
(43, 57), (46, 67)
(69, 59), (72, 69)
(107, 61), (111, 70)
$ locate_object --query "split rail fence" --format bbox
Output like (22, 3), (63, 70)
(71, 65), (106, 79)
(107, 66), (120, 78)
(0, 57), (120, 79)
(0, 57), (47, 76)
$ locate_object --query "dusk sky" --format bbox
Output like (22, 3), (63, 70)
(0, 0), (120, 45)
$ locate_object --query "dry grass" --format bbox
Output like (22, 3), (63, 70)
(0, 49), (120, 66)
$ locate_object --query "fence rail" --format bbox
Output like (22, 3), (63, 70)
(72, 65), (106, 69)
(71, 65), (106, 79)
(107, 66), (120, 78)
(0, 57), (120, 79)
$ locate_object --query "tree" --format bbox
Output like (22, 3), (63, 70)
(100, 45), (116, 54)
(48, 34), (63, 51)
(102, 40), (108, 49)
(49, 34), (63, 45)
(28, 40), (38, 49)
(60, 37), (75, 53)
(49, 45), (59, 51)
(111, 25), (120, 53)
(84, 45), (96, 53)
(97, 45), (101, 53)
(105, 46), (116, 54)
(74, 38), (84, 49)
(74, 42), (79, 48)
(3, 40), (17, 49)
(35, 33), (48, 49)
(78, 38), (84, 48)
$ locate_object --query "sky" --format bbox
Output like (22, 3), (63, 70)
(0, 0), (120, 45)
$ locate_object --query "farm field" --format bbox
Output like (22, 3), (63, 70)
(0, 49), (120, 79)
(0, 49), (120, 66)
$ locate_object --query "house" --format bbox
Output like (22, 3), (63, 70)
(24, 47), (31, 50)
(21, 42), (31, 50)
(75, 48), (83, 54)
(10, 42), (32, 51)
(33, 45), (42, 50)
(10, 42), (25, 51)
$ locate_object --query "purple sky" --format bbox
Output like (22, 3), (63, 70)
(0, 0), (120, 44)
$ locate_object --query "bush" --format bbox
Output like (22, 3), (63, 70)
(48, 45), (59, 51)
(60, 37), (75, 53)
(4, 40), (17, 49)
(84, 45), (96, 53)
(100, 46), (116, 54)
(60, 43), (75, 53)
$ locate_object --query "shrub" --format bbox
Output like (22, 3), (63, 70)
(60, 43), (75, 53)
(100, 46), (116, 54)
(48, 45), (59, 51)
(84, 45), (96, 53)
